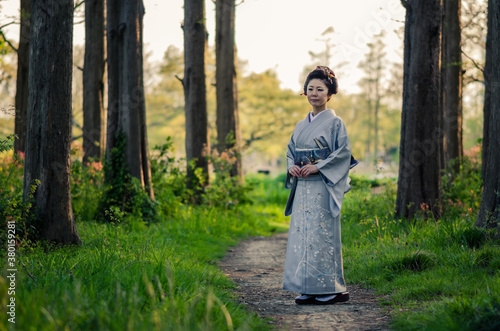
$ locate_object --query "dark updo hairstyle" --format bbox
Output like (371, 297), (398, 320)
(303, 65), (338, 96)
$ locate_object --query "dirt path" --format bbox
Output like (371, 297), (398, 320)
(220, 233), (390, 330)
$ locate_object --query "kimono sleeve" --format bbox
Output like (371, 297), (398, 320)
(285, 125), (299, 189)
(315, 118), (351, 187)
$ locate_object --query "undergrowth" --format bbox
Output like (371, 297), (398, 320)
(341, 154), (499, 331)
(0, 137), (284, 331)
(1, 134), (499, 330)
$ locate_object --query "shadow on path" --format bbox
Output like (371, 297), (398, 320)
(220, 233), (390, 330)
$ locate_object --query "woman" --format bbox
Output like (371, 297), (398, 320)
(283, 66), (354, 305)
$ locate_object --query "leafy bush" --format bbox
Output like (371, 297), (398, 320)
(150, 137), (194, 205)
(0, 136), (40, 244)
(97, 132), (158, 224)
(71, 158), (104, 223)
(441, 155), (482, 219)
(151, 138), (254, 210)
(203, 147), (253, 208)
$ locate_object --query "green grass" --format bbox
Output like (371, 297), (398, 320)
(2, 143), (499, 330)
(1, 204), (285, 331)
(340, 175), (500, 331)
(0, 149), (289, 330)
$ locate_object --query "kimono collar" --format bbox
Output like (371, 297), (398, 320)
(307, 109), (336, 122)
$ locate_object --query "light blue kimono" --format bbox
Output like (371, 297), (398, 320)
(283, 109), (352, 295)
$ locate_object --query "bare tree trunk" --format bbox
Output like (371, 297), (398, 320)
(105, 0), (154, 198)
(481, 0), (492, 181)
(121, 0), (143, 184)
(105, 0), (120, 181)
(476, 0), (500, 229)
(396, 0), (443, 220)
(216, 0), (241, 181)
(23, 0), (81, 244)
(374, 71), (381, 162)
(83, 0), (105, 163)
(14, 0), (30, 154)
(442, 0), (463, 171)
(138, 0), (154, 199)
(183, 0), (209, 190)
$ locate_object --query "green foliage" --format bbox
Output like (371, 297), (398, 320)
(441, 155), (482, 217)
(238, 70), (305, 154)
(0, 136), (40, 243)
(149, 137), (185, 216)
(150, 137), (254, 210)
(0, 177), (284, 330)
(388, 250), (436, 272)
(340, 170), (500, 330)
(0, 133), (15, 152)
(203, 147), (253, 208)
(453, 226), (488, 249)
(392, 282), (500, 331)
(98, 132), (158, 224)
(71, 158), (104, 223)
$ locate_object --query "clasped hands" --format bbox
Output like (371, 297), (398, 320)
(289, 164), (319, 178)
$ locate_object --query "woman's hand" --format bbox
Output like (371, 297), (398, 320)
(300, 164), (319, 178)
(289, 165), (302, 177)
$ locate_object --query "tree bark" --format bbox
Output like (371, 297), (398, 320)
(23, 0), (81, 244)
(216, 0), (242, 181)
(442, 0), (463, 171)
(105, 0), (119, 173)
(481, 0), (492, 181)
(396, 0), (443, 220)
(105, 0), (154, 198)
(476, 0), (500, 228)
(83, 0), (105, 163)
(14, 0), (30, 154)
(138, 0), (154, 198)
(183, 0), (209, 189)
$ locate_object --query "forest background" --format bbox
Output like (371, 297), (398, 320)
(1, 0), (499, 329)
(0, 0), (486, 174)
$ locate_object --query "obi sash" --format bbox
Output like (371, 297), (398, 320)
(294, 148), (331, 166)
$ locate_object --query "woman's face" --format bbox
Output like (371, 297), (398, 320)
(306, 79), (330, 110)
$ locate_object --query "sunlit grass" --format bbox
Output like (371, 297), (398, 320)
(2, 204), (283, 331)
(1, 143), (498, 330)
(340, 173), (500, 330)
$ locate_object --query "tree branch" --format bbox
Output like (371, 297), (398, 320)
(0, 29), (18, 53)
(74, 1), (85, 11)
(175, 75), (184, 86)
(462, 50), (484, 73)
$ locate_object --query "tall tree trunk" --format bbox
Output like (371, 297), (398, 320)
(83, 0), (105, 163)
(396, 0), (443, 220)
(476, 0), (500, 229)
(374, 72), (381, 163)
(105, 0), (154, 198)
(183, 0), (209, 190)
(14, 0), (30, 154)
(216, 0), (241, 181)
(481, 0), (492, 181)
(138, 0), (154, 198)
(442, 0), (463, 171)
(105, 0), (119, 175)
(23, 0), (81, 244)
